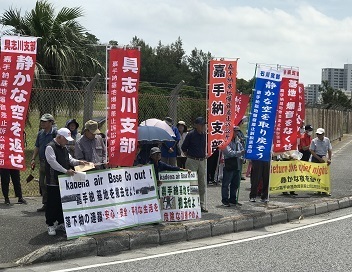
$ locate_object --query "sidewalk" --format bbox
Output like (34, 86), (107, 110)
(1, 134), (352, 268)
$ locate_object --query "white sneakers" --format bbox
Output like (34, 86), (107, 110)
(47, 226), (56, 236)
(47, 223), (66, 236)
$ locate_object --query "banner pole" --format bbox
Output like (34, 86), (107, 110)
(243, 63), (258, 201)
(105, 45), (109, 166)
(205, 59), (210, 210)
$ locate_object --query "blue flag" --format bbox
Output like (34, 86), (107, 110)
(245, 68), (282, 161)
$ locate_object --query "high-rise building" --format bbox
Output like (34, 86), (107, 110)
(343, 64), (352, 92)
(321, 67), (344, 90)
(304, 84), (321, 105)
(321, 64), (352, 99)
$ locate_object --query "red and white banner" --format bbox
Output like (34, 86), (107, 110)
(273, 68), (300, 153)
(297, 83), (305, 127)
(0, 36), (38, 170)
(207, 59), (237, 156)
(108, 48), (140, 167)
(233, 93), (250, 126)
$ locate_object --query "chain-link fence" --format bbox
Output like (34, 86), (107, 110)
(6, 88), (352, 197)
(12, 88), (207, 197)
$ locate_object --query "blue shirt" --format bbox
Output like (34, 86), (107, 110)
(35, 128), (57, 159)
(161, 126), (181, 158)
(181, 129), (206, 158)
(149, 160), (180, 180)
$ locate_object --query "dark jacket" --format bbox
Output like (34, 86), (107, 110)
(45, 141), (70, 186)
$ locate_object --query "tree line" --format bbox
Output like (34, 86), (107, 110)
(319, 81), (352, 109)
(0, 0), (254, 113)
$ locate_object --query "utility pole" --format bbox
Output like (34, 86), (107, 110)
(168, 80), (185, 122)
(83, 73), (101, 124)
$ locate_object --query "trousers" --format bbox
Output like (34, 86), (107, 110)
(45, 185), (64, 226)
(0, 169), (23, 199)
(185, 158), (206, 207)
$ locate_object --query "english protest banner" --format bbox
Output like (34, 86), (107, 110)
(269, 160), (330, 194)
(59, 165), (161, 239)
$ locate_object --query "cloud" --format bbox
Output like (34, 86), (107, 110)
(2, 0), (352, 85)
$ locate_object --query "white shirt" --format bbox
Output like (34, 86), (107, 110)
(45, 140), (80, 174)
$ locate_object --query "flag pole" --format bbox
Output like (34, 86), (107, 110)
(205, 58), (210, 210)
(237, 63), (258, 203)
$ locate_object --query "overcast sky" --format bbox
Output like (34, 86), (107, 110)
(1, 0), (352, 85)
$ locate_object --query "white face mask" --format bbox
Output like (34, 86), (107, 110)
(300, 128), (305, 134)
(308, 131), (313, 136)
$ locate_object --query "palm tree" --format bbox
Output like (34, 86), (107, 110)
(0, 0), (104, 116)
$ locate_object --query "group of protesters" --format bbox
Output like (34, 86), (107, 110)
(0, 113), (106, 236)
(0, 111), (333, 235)
(218, 121), (332, 208)
(135, 116), (209, 213)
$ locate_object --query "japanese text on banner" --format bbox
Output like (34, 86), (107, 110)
(208, 60), (237, 156)
(233, 93), (250, 126)
(245, 68), (282, 161)
(273, 68), (300, 153)
(158, 171), (201, 222)
(270, 160), (330, 194)
(59, 165), (161, 239)
(297, 83), (305, 127)
(108, 48), (140, 167)
(0, 36), (38, 170)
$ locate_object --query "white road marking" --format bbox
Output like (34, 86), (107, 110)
(331, 138), (352, 157)
(52, 213), (352, 272)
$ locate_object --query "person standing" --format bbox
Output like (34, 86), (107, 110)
(75, 120), (107, 170)
(207, 149), (219, 185)
(31, 113), (57, 212)
(221, 126), (245, 207)
(309, 127), (332, 196)
(249, 160), (270, 203)
(236, 120), (246, 181)
(160, 117), (180, 166)
(45, 128), (86, 236)
(65, 119), (81, 157)
(181, 116), (207, 212)
(176, 121), (188, 168)
(309, 128), (332, 165)
(299, 125), (313, 161)
(1, 169), (26, 205)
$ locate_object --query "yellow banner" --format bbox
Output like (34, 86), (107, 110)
(270, 160), (330, 194)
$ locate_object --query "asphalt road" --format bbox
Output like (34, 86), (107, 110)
(7, 206), (352, 272)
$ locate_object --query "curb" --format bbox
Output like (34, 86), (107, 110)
(16, 196), (352, 266)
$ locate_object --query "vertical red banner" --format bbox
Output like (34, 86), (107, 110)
(273, 68), (300, 153)
(108, 48), (140, 167)
(233, 93), (250, 126)
(297, 83), (305, 126)
(207, 59), (237, 156)
(0, 36), (37, 170)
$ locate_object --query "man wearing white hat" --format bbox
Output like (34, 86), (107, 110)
(309, 128), (332, 165)
(45, 128), (87, 236)
(309, 127), (332, 196)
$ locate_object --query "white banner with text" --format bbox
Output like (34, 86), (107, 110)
(158, 171), (201, 222)
(59, 165), (161, 239)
